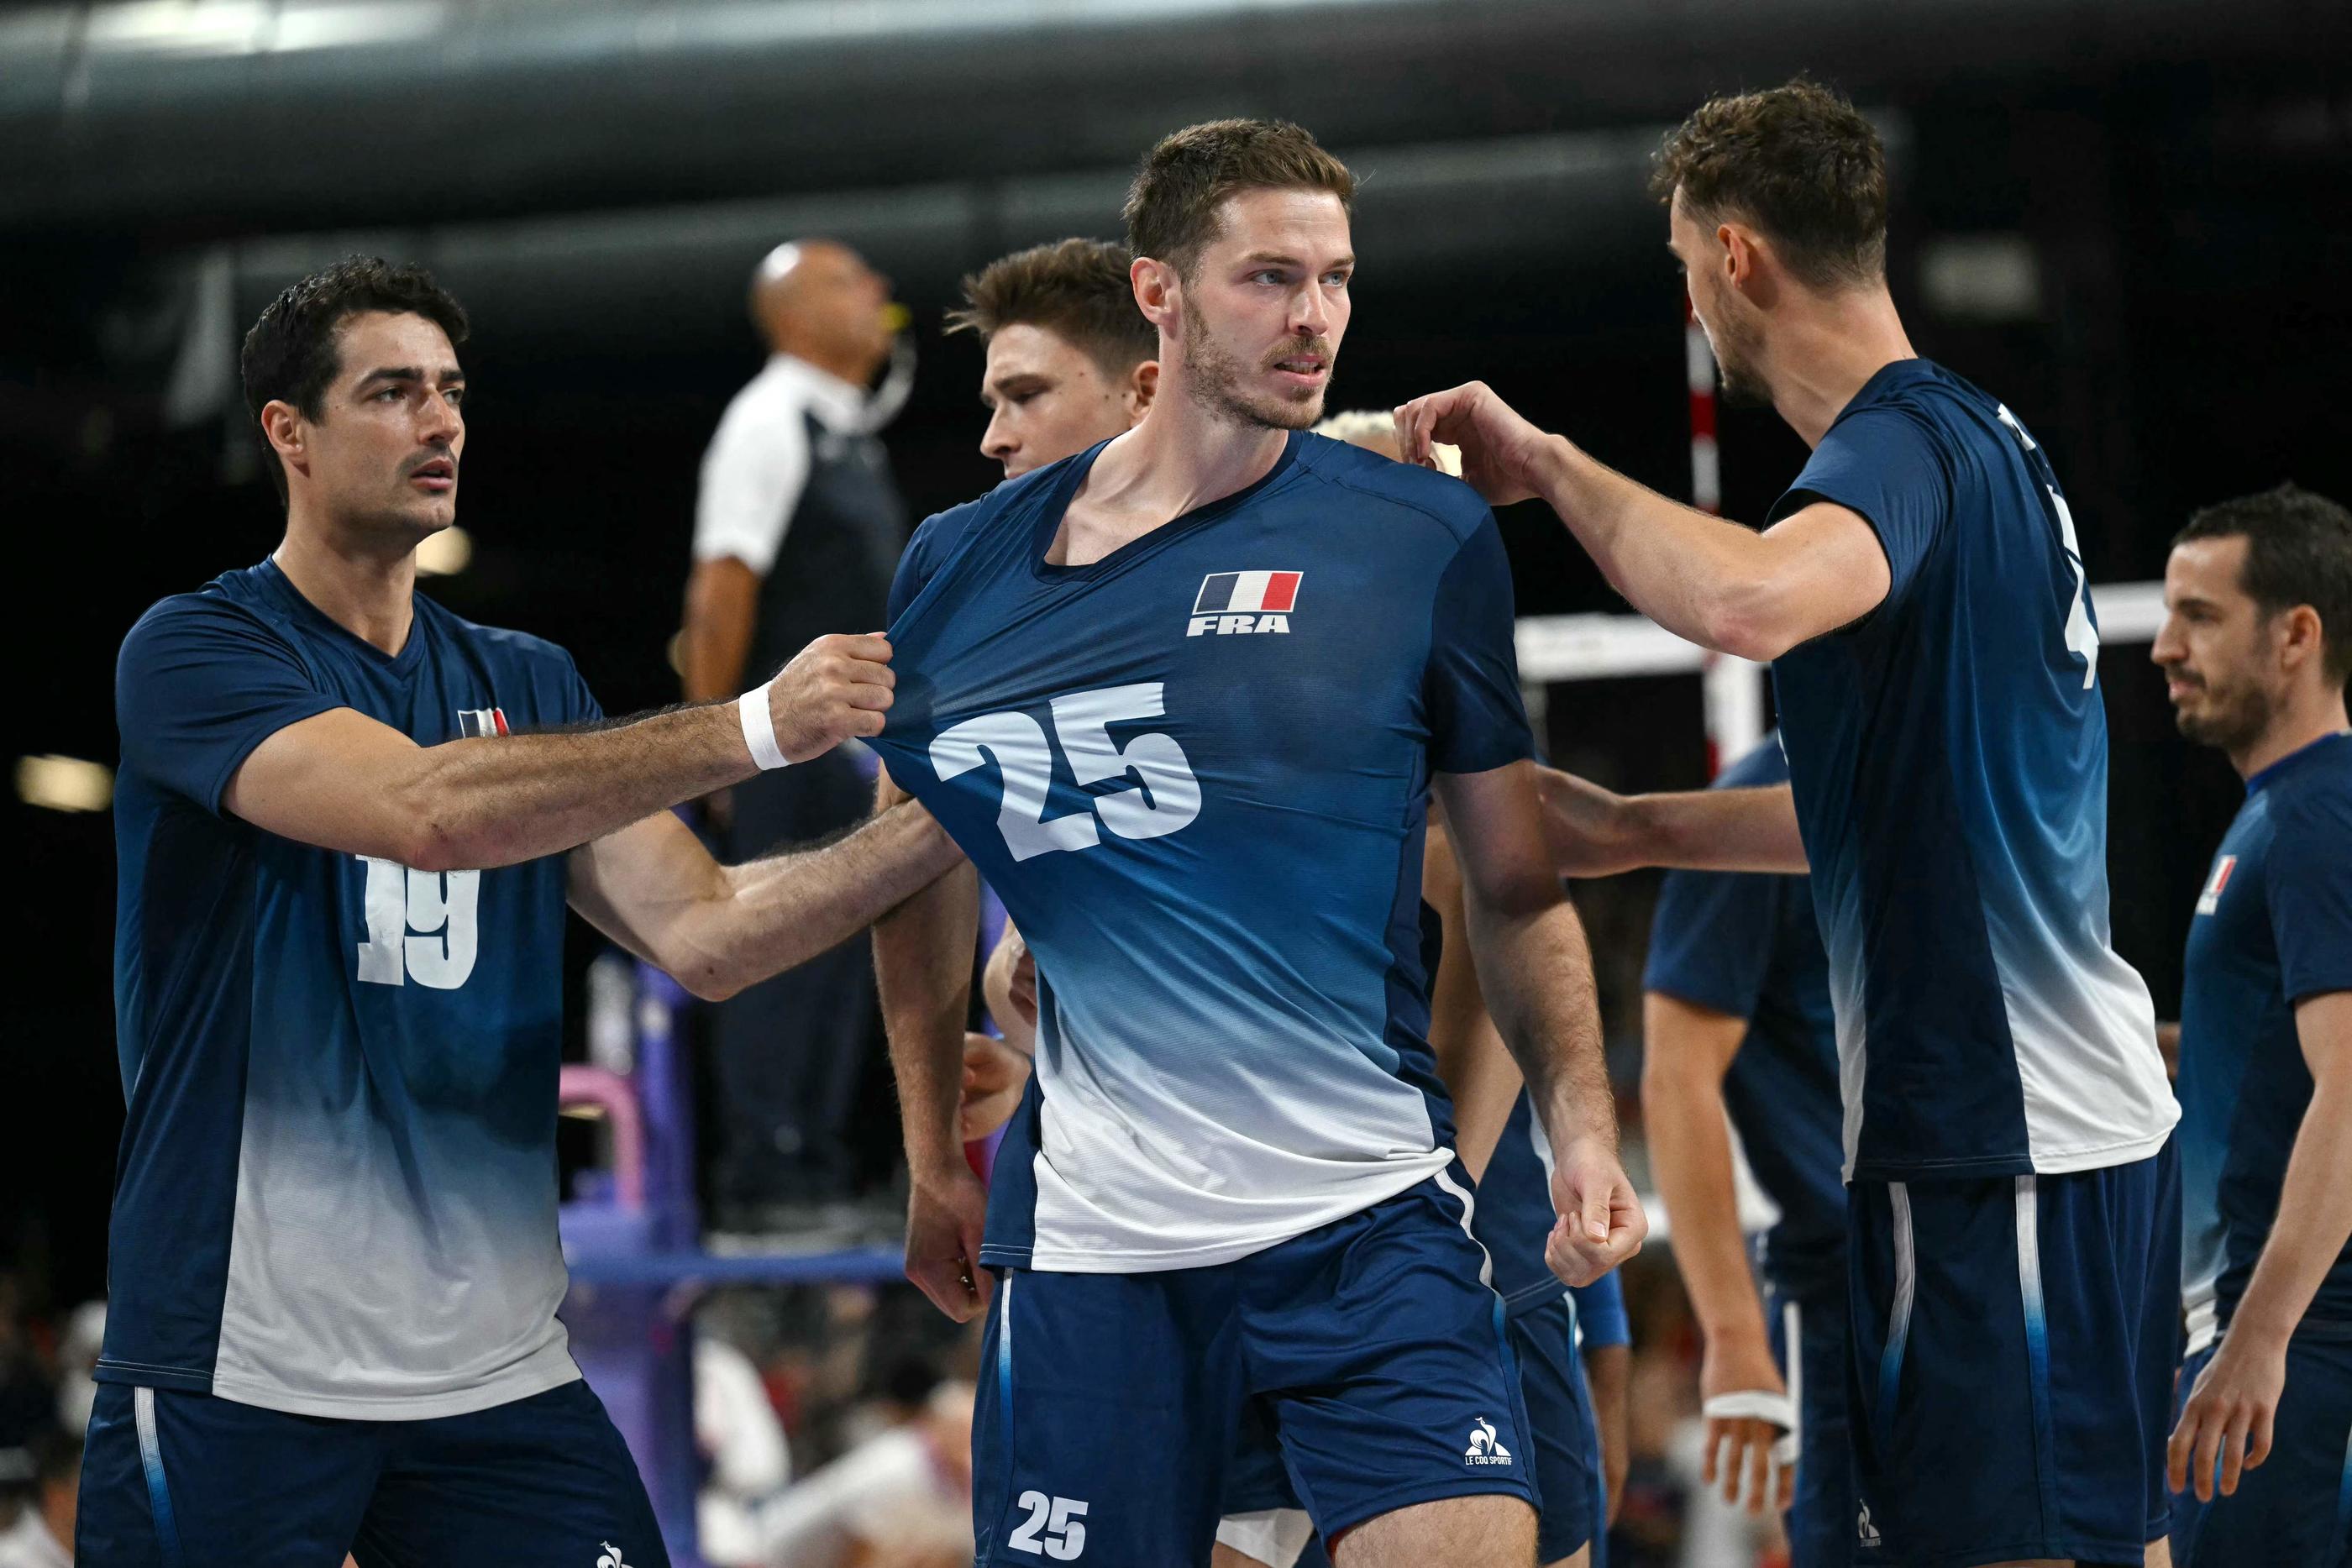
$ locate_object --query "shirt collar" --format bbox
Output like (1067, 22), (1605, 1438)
(765, 354), (869, 432)
(2246, 729), (2352, 794)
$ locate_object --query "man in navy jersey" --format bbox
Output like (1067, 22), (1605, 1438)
(871, 122), (1643, 1568)
(2148, 485), (2352, 1565)
(1640, 735), (1848, 1566)
(1404, 81), (2179, 1566)
(85, 258), (963, 1566)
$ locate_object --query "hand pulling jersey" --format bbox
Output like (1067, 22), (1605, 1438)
(106, 559), (596, 1419)
(874, 432), (1534, 1272)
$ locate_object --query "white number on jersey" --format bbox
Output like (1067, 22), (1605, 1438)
(931, 683), (1202, 863)
(1998, 403), (2100, 688)
(1005, 1492), (1089, 1560)
(355, 857), (480, 989)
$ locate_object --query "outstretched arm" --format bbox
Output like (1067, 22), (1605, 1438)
(1395, 382), (1889, 661)
(565, 800), (962, 1002)
(226, 633), (895, 871)
(1436, 760), (1646, 1286)
(1536, 768), (1807, 878)
(871, 763), (992, 1323)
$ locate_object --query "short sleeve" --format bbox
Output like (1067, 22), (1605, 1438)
(1642, 863), (1781, 1022)
(116, 600), (342, 815)
(1572, 1271), (1630, 1350)
(886, 513), (947, 627)
(1425, 516), (1534, 774)
(559, 653), (605, 726)
(2266, 789), (2352, 1004)
(1774, 406), (1951, 607)
(691, 399), (811, 576)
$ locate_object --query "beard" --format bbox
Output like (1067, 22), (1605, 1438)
(2171, 672), (2275, 755)
(1180, 305), (1330, 431)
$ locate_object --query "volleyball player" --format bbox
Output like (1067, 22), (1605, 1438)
(1402, 81), (2179, 1566)
(2150, 485), (2352, 1565)
(872, 121), (1642, 1567)
(82, 258), (961, 1565)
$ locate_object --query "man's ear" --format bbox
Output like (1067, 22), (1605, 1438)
(2276, 603), (2328, 679)
(261, 400), (310, 485)
(1126, 359), (1159, 424)
(1719, 223), (1780, 308)
(1131, 257), (1179, 336)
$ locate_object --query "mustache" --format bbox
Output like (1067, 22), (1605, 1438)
(1264, 338), (1335, 367)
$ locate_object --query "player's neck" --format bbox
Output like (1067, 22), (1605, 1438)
(1767, 286), (1917, 448)
(2234, 690), (2352, 780)
(273, 512), (420, 657)
(1079, 381), (1288, 527)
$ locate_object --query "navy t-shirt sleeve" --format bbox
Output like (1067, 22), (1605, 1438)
(558, 652), (605, 726)
(1572, 1271), (1630, 1349)
(1425, 515), (1534, 774)
(116, 599), (343, 815)
(1642, 863), (1780, 1021)
(2266, 789), (2352, 1004)
(886, 513), (948, 627)
(1777, 406), (1952, 607)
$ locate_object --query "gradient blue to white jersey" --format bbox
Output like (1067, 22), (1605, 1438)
(1642, 737), (1844, 1298)
(1766, 359), (2176, 1182)
(2177, 732), (2352, 1352)
(874, 433), (1532, 1272)
(106, 559), (596, 1419)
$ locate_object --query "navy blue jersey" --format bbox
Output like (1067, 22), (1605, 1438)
(1641, 737), (1843, 1295)
(106, 558), (598, 1419)
(874, 433), (1533, 1272)
(2178, 732), (2352, 1347)
(1767, 359), (2176, 1181)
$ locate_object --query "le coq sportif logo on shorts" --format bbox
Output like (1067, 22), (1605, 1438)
(595, 1543), (631, 1568)
(1464, 1417), (1514, 1466)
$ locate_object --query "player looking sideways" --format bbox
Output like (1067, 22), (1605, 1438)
(82, 258), (960, 1566)
(1399, 81), (2180, 1567)
(2149, 485), (2352, 1566)
(873, 120), (1642, 1568)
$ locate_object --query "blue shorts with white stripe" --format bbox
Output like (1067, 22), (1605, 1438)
(1845, 1141), (2179, 1568)
(971, 1167), (1538, 1565)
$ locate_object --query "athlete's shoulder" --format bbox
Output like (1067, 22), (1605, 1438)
(906, 451), (1073, 570)
(2265, 738), (2352, 852)
(1290, 432), (1494, 545)
(119, 563), (297, 665)
(1714, 733), (1792, 790)
(413, 592), (583, 680)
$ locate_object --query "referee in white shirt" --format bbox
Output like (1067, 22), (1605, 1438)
(680, 239), (911, 1233)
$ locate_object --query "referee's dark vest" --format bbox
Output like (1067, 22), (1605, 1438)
(748, 408), (910, 683)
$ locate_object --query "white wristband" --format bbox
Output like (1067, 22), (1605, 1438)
(738, 683), (790, 771)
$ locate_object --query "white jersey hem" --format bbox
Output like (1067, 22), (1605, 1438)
(2022, 1117), (2178, 1177)
(205, 1345), (582, 1422)
(1016, 1150), (1455, 1275)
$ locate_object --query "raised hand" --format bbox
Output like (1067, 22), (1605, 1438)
(764, 632), (895, 763)
(1392, 382), (1554, 506)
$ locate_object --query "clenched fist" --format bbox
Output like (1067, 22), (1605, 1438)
(766, 632), (895, 763)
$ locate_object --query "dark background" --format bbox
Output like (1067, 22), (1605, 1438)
(6, 0), (2349, 1313)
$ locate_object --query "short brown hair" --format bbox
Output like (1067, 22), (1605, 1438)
(2176, 483), (2352, 689)
(1123, 118), (1355, 279)
(945, 239), (1157, 375)
(1651, 79), (1887, 291)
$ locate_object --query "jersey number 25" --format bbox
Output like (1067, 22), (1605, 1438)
(930, 682), (1202, 862)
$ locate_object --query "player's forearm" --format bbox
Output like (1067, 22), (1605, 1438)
(1463, 888), (1615, 1156)
(2227, 1072), (2352, 1349)
(1536, 770), (1807, 878)
(1643, 1055), (1772, 1349)
(398, 704), (755, 870)
(1530, 436), (1788, 658)
(876, 860), (981, 1177)
(690, 804), (963, 997)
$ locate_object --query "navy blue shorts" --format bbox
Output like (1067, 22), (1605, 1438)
(1846, 1146), (2179, 1568)
(77, 1377), (667, 1568)
(2168, 1330), (2352, 1566)
(1765, 1278), (1852, 1568)
(974, 1172), (1538, 1565)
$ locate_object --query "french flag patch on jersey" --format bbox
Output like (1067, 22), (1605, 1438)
(2196, 853), (2237, 916)
(1194, 570), (1301, 615)
(456, 706), (510, 737)
(1187, 571), (1301, 637)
